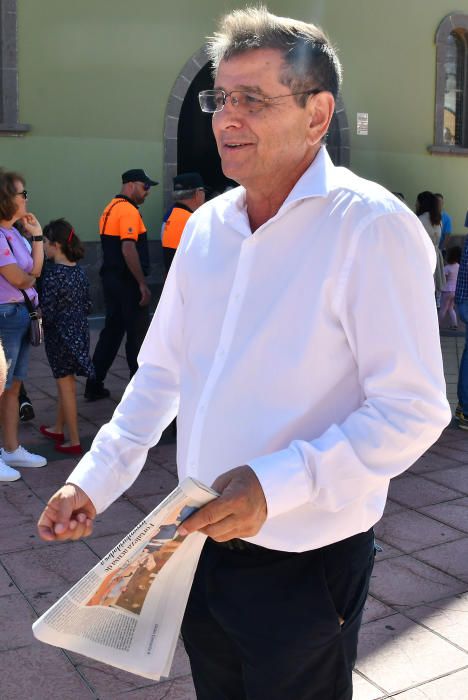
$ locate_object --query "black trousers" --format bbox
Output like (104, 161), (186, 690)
(182, 529), (375, 700)
(91, 272), (149, 383)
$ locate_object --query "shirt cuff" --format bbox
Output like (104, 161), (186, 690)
(248, 445), (313, 519)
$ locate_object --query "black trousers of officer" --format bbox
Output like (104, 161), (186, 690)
(92, 272), (149, 383)
(182, 528), (375, 700)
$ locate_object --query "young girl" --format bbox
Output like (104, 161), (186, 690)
(39, 219), (94, 454)
(439, 245), (462, 330)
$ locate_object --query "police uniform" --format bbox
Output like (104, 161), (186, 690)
(87, 188), (152, 397)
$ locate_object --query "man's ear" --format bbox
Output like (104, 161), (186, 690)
(305, 91), (335, 147)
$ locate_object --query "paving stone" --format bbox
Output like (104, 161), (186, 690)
(373, 540), (404, 561)
(383, 498), (405, 516)
(0, 483), (44, 524)
(409, 453), (462, 475)
(1, 541), (98, 594)
(119, 676), (196, 699)
(418, 497), (468, 534)
(86, 499), (147, 541)
(369, 556), (466, 608)
(356, 613), (468, 694)
(388, 474), (462, 508)
(18, 458), (78, 490)
(124, 468), (179, 498)
(0, 592), (36, 650)
(75, 638), (191, 697)
(0, 516), (49, 554)
(413, 537), (468, 583)
(426, 467), (468, 495)
(0, 643), (94, 699)
(405, 592), (468, 652)
(373, 510), (465, 554)
(0, 565), (16, 596)
(389, 667), (468, 698)
(353, 672), (386, 700)
(362, 595), (396, 624)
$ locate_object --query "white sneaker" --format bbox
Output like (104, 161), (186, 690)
(0, 445), (47, 468)
(0, 457), (21, 481)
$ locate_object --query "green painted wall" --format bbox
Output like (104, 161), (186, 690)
(2, 0), (468, 238)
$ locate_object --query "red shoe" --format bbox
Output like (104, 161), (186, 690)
(40, 425), (65, 442)
(54, 443), (83, 455)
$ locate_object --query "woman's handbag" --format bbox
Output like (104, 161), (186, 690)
(20, 290), (43, 347)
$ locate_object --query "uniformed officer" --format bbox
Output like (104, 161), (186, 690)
(85, 169), (157, 401)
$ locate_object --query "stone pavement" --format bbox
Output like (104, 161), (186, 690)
(1, 329), (468, 699)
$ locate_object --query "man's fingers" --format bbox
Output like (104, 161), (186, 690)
(179, 497), (234, 535)
(198, 514), (242, 541)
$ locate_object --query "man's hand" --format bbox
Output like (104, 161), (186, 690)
(37, 484), (97, 542)
(20, 212), (42, 237)
(139, 282), (151, 307)
(179, 466), (267, 542)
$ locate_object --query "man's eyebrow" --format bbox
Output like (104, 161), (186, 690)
(214, 84), (266, 94)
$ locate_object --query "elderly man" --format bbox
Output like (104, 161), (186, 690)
(38, 8), (449, 699)
(85, 168), (157, 401)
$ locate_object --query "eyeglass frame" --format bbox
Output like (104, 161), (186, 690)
(16, 189), (28, 199)
(198, 88), (322, 114)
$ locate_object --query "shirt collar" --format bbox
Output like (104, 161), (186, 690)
(115, 194), (140, 210)
(221, 146), (338, 234)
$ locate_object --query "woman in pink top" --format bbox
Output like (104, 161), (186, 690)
(439, 245), (462, 330)
(0, 169), (46, 481)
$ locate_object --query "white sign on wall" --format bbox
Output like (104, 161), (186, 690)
(357, 113), (369, 136)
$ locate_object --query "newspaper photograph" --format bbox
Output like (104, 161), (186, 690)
(32, 477), (218, 680)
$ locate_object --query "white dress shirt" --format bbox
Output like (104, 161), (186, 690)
(68, 147), (450, 552)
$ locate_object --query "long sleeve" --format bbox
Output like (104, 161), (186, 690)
(249, 212), (451, 519)
(67, 255), (184, 513)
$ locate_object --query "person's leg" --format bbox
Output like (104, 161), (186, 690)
(18, 381), (35, 422)
(448, 295), (458, 327)
(438, 292), (450, 324)
(0, 379), (22, 451)
(122, 281), (150, 377)
(456, 302), (468, 414)
(183, 531), (374, 700)
(56, 375), (80, 445)
(88, 274), (125, 389)
(182, 542), (247, 700)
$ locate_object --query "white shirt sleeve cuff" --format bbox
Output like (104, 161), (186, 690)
(248, 446), (313, 519)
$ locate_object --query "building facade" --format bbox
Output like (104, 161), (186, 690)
(1, 0), (468, 308)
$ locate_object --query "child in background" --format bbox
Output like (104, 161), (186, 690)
(439, 245), (462, 330)
(39, 219), (94, 454)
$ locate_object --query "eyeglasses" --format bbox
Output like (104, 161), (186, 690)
(16, 190), (28, 199)
(198, 88), (322, 114)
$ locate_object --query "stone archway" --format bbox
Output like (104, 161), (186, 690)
(163, 47), (351, 210)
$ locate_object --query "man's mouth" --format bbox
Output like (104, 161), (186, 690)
(224, 142), (253, 150)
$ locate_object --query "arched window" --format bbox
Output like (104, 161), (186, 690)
(433, 14), (468, 154)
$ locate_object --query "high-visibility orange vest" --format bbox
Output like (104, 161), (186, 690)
(162, 205), (192, 250)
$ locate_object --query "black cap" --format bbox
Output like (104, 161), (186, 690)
(173, 172), (204, 191)
(122, 169), (158, 186)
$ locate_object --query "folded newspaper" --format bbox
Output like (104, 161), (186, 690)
(32, 477), (218, 680)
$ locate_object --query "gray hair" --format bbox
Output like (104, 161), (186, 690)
(173, 188), (198, 201)
(206, 6), (342, 105)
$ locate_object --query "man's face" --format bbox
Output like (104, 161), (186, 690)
(131, 181), (150, 205)
(212, 49), (317, 195)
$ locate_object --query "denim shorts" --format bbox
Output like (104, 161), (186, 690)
(0, 303), (31, 388)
